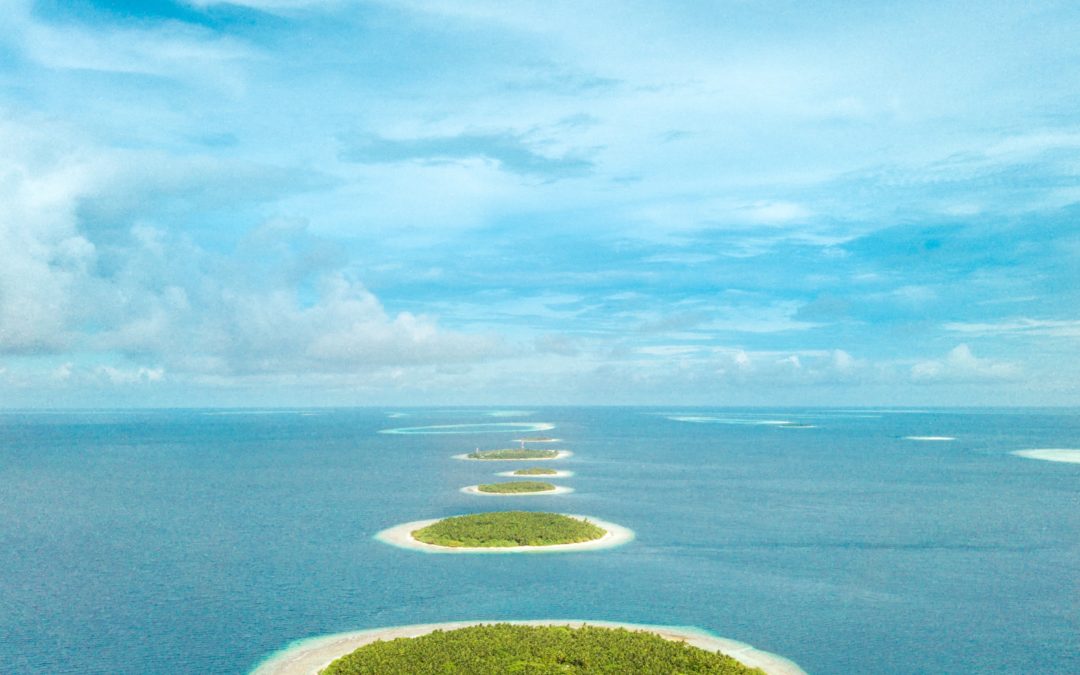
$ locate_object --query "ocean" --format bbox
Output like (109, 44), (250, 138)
(1, 408), (1077, 673)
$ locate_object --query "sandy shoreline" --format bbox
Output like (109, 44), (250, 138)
(374, 514), (633, 554)
(250, 619), (806, 675)
(460, 484), (574, 496)
(904, 435), (956, 441)
(497, 469), (574, 477)
(1012, 448), (1080, 464)
(452, 450), (573, 461)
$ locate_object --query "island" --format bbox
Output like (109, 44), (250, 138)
(375, 512), (634, 553)
(454, 448), (572, 461)
(477, 481), (556, 493)
(321, 623), (766, 674)
(512, 466), (558, 475)
(251, 620), (807, 675)
(461, 482), (572, 497)
(413, 511), (601, 547)
(497, 467), (573, 478)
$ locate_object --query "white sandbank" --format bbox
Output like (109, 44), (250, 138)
(460, 484), (574, 496)
(453, 450), (573, 461)
(379, 422), (555, 435)
(250, 619), (806, 675)
(374, 514), (633, 554)
(512, 437), (562, 443)
(668, 415), (794, 426)
(904, 436), (956, 441)
(497, 469), (574, 477)
(1012, 449), (1080, 464)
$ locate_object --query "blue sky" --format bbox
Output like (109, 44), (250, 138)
(1, 0), (1079, 407)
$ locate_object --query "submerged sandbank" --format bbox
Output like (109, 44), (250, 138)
(374, 514), (632, 554)
(379, 422), (555, 435)
(453, 450), (573, 461)
(460, 484), (574, 496)
(251, 619), (806, 675)
(1012, 449), (1080, 464)
(904, 436), (956, 441)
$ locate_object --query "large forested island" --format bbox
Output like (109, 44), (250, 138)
(466, 448), (561, 460)
(477, 481), (556, 493)
(320, 624), (765, 674)
(411, 511), (603, 547)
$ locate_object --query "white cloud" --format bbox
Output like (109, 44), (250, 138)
(911, 344), (1019, 382)
(0, 113), (509, 388)
(944, 318), (1080, 338)
(2, 1), (252, 92)
(739, 201), (811, 225)
(95, 366), (165, 385)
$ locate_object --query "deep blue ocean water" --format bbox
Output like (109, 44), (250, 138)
(1, 407), (1077, 674)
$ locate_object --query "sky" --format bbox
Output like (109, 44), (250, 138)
(1, 0), (1079, 407)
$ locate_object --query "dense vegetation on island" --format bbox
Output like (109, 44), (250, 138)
(411, 511), (604, 547)
(467, 448), (560, 460)
(477, 481), (556, 493)
(513, 467), (558, 475)
(321, 624), (764, 674)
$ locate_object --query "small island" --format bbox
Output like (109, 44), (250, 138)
(478, 481), (556, 493)
(375, 513), (632, 553)
(455, 448), (571, 461)
(513, 466), (558, 475)
(321, 624), (765, 674)
(461, 482), (572, 497)
(412, 511), (602, 548)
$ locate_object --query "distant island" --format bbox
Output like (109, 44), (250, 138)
(411, 511), (604, 548)
(477, 481), (556, 494)
(321, 623), (765, 674)
(512, 466), (558, 475)
(465, 448), (562, 460)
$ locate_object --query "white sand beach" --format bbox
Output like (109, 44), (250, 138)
(904, 436), (956, 441)
(251, 619), (806, 675)
(1012, 449), (1080, 464)
(460, 484), (574, 496)
(452, 450), (573, 461)
(374, 514), (633, 554)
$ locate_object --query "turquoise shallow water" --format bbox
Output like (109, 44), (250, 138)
(1, 407), (1078, 674)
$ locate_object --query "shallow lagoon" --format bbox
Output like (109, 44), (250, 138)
(1, 407), (1078, 674)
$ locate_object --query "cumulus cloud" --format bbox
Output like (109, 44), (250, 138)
(0, 116), (99, 353)
(910, 344), (1019, 382)
(0, 114), (509, 391)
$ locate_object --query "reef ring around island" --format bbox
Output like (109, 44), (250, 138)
(453, 450), (573, 461)
(497, 469), (575, 477)
(374, 514), (633, 554)
(460, 484), (574, 496)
